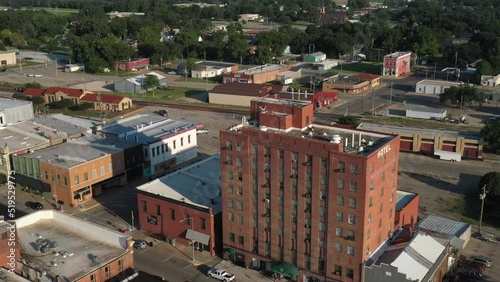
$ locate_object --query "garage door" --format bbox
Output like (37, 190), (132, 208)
(400, 141), (412, 151)
(420, 143), (434, 155)
(463, 147), (478, 159)
(441, 145), (455, 152)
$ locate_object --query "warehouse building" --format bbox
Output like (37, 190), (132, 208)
(114, 72), (166, 94)
(0, 51), (16, 66)
(415, 80), (461, 95)
(0, 98), (34, 127)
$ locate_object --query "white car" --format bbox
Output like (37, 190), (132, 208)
(207, 269), (235, 282)
(34, 74), (43, 78)
(27, 74), (34, 77)
(167, 71), (176, 75)
(196, 129), (210, 134)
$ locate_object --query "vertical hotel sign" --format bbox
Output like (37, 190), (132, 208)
(377, 145), (391, 158)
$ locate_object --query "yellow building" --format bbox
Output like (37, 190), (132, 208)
(0, 51), (16, 66)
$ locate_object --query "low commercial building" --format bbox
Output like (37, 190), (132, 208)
(0, 99), (34, 127)
(31, 116), (87, 139)
(0, 217), (20, 271)
(405, 107), (447, 120)
(0, 51), (16, 66)
(322, 76), (370, 94)
(115, 58), (149, 72)
(15, 210), (134, 281)
(97, 114), (198, 177)
(303, 52), (326, 63)
(223, 64), (291, 84)
(191, 61), (239, 79)
(238, 13), (262, 22)
(416, 80), (461, 95)
(208, 83), (283, 107)
(365, 233), (449, 282)
(49, 113), (102, 134)
(480, 74), (500, 87)
(383, 51), (411, 77)
(114, 72), (166, 94)
(313, 59), (339, 71)
(137, 154), (221, 256)
(22, 88), (132, 112)
(0, 126), (50, 183)
(11, 140), (127, 206)
(80, 93), (133, 112)
(352, 73), (381, 87)
(395, 191), (419, 230)
(417, 215), (471, 250)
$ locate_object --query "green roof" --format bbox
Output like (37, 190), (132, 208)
(271, 262), (299, 278)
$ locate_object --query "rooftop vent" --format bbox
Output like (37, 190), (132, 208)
(331, 134), (341, 144)
(259, 126), (268, 131)
(368, 141), (374, 146)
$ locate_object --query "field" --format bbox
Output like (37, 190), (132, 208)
(103, 87), (206, 102)
(22, 7), (79, 15)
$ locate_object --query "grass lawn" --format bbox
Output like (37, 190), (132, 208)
(23, 7), (79, 15)
(175, 77), (218, 84)
(332, 62), (383, 75)
(447, 193), (500, 230)
(4, 61), (43, 70)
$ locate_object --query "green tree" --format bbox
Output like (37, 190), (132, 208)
(143, 74), (160, 92)
(411, 27), (440, 57)
(30, 96), (45, 106)
(439, 85), (484, 107)
(476, 61), (493, 76)
(51, 98), (75, 110)
(338, 116), (360, 127)
(347, 0), (369, 9)
(24, 82), (42, 89)
(478, 172), (500, 197)
(481, 120), (500, 154)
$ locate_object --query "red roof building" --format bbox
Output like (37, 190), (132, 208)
(352, 73), (381, 87)
(22, 88), (45, 96)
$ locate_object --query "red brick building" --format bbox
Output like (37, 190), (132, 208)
(0, 217), (20, 273)
(136, 155), (222, 256)
(115, 59), (150, 72)
(395, 190), (419, 230)
(383, 52), (411, 77)
(220, 97), (400, 281)
(222, 64), (291, 84)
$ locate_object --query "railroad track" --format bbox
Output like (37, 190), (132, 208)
(133, 100), (249, 116)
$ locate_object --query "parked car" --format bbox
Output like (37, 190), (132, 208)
(27, 74), (34, 77)
(458, 260), (486, 272)
(133, 239), (147, 249)
(23, 57), (33, 60)
(488, 116), (499, 121)
(25, 201), (43, 210)
(158, 109), (168, 117)
(33, 74), (43, 78)
(207, 269), (235, 282)
(458, 268), (482, 278)
(470, 256), (492, 267)
(167, 71), (176, 75)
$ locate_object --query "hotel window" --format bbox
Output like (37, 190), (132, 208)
(156, 146), (160, 155)
(336, 211), (343, 222)
(236, 200), (243, 210)
(105, 266), (110, 278)
(45, 171), (48, 179)
(346, 268), (354, 278)
(348, 214), (356, 225)
(335, 243), (342, 253)
(347, 246), (354, 256)
(306, 172), (312, 182)
(264, 147), (271, 156)
(338, 161), (345, 173)
(57, 175), (61, 183)
(184, 215), (190, 225)
(368, 214), (372, 223)
(228, 170), (233, 180)
(108, 163), (112, 173)
(349, 198), (356, 209)
(181, 137), (184, 146)
(90, 274), (95, 282)
(161, 144), (165, 153)
(321, 158), (327, 168)
(64, 176), (67, 186)
(229, 233), (235, 242)
(380, 203), (384, 214)
(389, 209), (393, 218)
(334, 265), (342, 276)
(238, 215), (243, 224)
(100, 166), (105, 176)
(370, 180), (374, 191)
(350, 164), (358, 175)
(152, 148), (155, 157)
(320, 174), (327, 185)
(92, 168), (97, 178)
(236, 142), (242, 152)
(292, 200), (297, 210)
(236, 157), (242, 167)
(319, 222), (326, 231)
(251, 144), (257, 154)
(170, 208), (175, 220)
(238, 235), (244, 245)
(228, 184), (233, 194)
(74, 175), (79, 184)
(228, 199), (234, 208)
(141, 200), (147, 211)
(369, 197), (373, 207)
(337, 179), (344, 189)
(278, 150), (284, 159)
(320, 206), (326, 216)
(144, 148), (148, 157)
(237, 187), (243, 195)
(367, 229), (371, 239)
(350, 181), (357, 192)
(165, 143), (169, 151)
(237, 172), (243, 181)
(188, 135), (191, 144)
(348, 230), (355, 240)
(381, 187), (385, 197)
(336, 227), (342, 237)
(118, 259), (123, 271)
(336, 195), (344, 206)
(292, 152), (298, 162)
(173, 140), (176, 149)
(228, 212), (234, 221)
(379, 219), (382, 228)
(382, 171), (385, 181)
(201, 218), (206, 230)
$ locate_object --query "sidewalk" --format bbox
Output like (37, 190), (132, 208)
(213, 260), (273, 282)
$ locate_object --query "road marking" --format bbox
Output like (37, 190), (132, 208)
(163, 256), (172, 262)
(182, 264), (192, 269)
(69, 203), (101, 215)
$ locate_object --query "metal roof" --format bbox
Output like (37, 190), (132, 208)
(358, 123), (482, 140)
(34, 116), (87, 136)
(0, 98), (32, 110)
(417, 215), (470, 237)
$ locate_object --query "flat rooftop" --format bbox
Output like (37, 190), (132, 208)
(417, 79), (461, 87)
(198, 60), (238, 68)
(16, 210), (130, 282)
(0, 269), (31, 282)
(357, 122), (482, 140)
(137, 154), (222, 213)
(98, 114), (198, 144)
(396, 190), (418, 211)
(235, 64), (286, 75)
(33, 116), (87, 136)
(72, 134), (139, 150)
(417, 215), (470, 238)
(0, 98), (31, 110)
(0, 126), (49, 154)
(253, 97), (310, 108)
(385, 51), (411, 58)
(407, 107), (446, 114)
(49, 114), (102, 130)
(22, 140), (121, 168)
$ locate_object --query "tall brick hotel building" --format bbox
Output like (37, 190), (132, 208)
(220, 98), (400, 281)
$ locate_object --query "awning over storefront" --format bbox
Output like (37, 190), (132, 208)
(185, 229), (210, 245)
(223, 248), (235, 255)
(272, 262), (299, 278)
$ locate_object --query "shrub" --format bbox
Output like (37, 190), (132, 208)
(12, 93), (29, 100)
(70, 102), (94, 111)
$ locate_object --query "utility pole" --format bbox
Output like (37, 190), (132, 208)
(389, 82), (393, 103)
(458, 91), (463, 122)
(478, 185), (487, 236)
(371, 89), (375, 116)
(55, 58), (58, 77)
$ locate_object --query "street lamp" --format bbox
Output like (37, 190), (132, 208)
(478, 185), (487, 236)
(180, 217), (195, 262)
